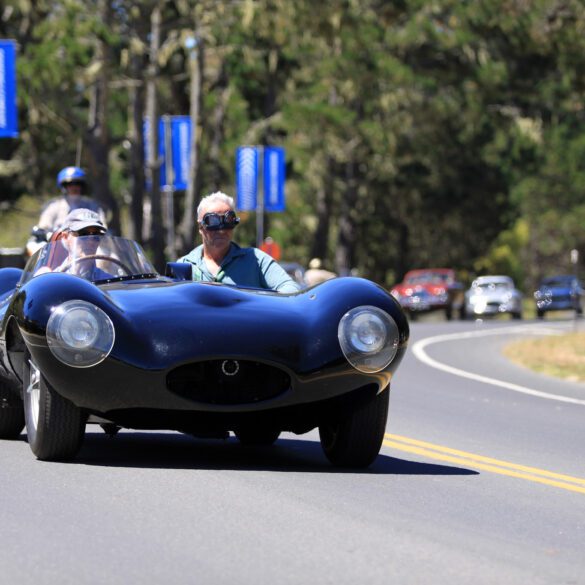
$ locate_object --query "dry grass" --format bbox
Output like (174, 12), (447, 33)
(503, 331), (585, 383)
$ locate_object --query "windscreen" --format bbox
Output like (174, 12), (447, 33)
(20, 235), (158, 286)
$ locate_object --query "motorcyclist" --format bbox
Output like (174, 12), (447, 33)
(39, 167), (106, 232)
(26, 167), (107, 257)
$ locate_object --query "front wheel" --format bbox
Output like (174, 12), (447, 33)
(0, 379), (25, 439)
(23, 354), (85, 461)
(319, 387), (389, 468)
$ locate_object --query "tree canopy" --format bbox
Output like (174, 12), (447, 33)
(1, 0), (585, 289)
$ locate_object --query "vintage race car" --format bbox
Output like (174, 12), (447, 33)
(0, 235), (408, 467)
(463, 275), (523, 319)
(390, 268), (464, 320)
(534, 275), (583, 318)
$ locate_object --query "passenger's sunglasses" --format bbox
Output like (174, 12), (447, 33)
(199, 210), (240, 231)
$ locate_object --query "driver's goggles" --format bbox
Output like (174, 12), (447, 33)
(199, 211), (240, 231)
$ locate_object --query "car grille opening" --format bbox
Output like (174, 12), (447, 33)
(167, 360), (291, 405)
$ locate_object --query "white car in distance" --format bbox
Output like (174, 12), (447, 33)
(463, 275), (523, 320)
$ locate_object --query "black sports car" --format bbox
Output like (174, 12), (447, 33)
(0, 235), (409, 467)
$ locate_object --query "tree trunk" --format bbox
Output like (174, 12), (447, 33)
(310, 157), (334, 262)
(335, 160), (358, 276)
(208, 63), (230, 192)
(128, 53), (146, 245)
(85, 0), (119, 234)
(145, 4), (165, 270)
(177, 35), (203, 256)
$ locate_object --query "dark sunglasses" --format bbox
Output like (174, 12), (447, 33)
(72, 229), (104, 237)
(199, 210), (240, 231)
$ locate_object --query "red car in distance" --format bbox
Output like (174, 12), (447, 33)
(391, 268), (464, 320)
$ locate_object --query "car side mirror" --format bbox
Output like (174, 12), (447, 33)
(165, 262), (192, 281)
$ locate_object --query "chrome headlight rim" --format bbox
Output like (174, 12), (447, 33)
(338, 305), (400, 373)
(46, 300), (115, 368)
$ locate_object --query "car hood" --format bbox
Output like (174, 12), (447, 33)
(467, 288), (515, 302)
(15, 274), (408, 375)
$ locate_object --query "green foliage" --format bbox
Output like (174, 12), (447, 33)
(2, 0), (585, 287)
(474, 218), (529, 289)
(0, 196), (44, 248)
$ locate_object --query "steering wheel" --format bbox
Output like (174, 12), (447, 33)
(60, 254), (133, 277)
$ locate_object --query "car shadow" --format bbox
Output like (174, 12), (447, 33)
(72, 431), (479, 476)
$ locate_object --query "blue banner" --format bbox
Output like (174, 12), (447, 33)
(144, 116), (191, 189)
(0, 40), (18, 138)
(160, 116), (191, 190)
(235, 146), (258, 211)
(264, 146), (286, 212)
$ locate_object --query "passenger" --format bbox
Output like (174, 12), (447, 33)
(36, 166), (107, 234)
(304, 258), (337, 287)
(177, 191), (299, 293)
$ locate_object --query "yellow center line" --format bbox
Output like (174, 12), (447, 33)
(383, 434), (585, 495)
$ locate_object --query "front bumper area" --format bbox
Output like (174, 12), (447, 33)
(91, 383), (384, 436)
(29, 344), (399, 416)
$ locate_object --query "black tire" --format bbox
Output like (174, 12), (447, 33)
(23, 354), (85, 461)
(235, 428), (281, 446)
(319, 387), (389, 468)
(0, 379), (25, 439)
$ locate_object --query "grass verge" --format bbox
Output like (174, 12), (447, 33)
(503, 330), (585, 383)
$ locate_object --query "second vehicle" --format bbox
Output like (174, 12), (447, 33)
(463, 275), (523, 319)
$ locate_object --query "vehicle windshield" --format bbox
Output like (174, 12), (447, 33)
(542, 277), (574, 288)
(406, 272), (452, 285)
(475, 282), (511, 291)
(20, 235), (158, 286)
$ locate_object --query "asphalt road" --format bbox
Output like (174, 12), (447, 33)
(1, 317), (584, 585)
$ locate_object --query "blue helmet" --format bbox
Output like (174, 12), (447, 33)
(57, 166), (87, 189)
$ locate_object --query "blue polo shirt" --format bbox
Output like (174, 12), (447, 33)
(177, 242), (300, 293)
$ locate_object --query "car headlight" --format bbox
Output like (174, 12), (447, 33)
(338, 306), (400, 373)
(535, 288), (552, 308)
(471, 296), (487, 313)
(47, 300), (115, 367)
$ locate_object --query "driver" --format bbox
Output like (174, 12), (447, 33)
(37, 208), (112, 281)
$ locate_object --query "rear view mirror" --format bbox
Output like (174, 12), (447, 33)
(165, 262), (192, 281)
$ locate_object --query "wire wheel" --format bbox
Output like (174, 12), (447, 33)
(23, 353), (86, 461)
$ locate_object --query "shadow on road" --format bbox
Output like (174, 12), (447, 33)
(68, 431), (479, 476)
